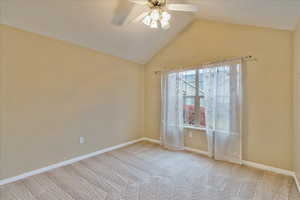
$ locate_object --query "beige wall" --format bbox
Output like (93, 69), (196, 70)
(145, 20), (293, 170)
(0, 25), (144, 179)
(0, 19), (296, 179)
(294, 20), (300, 180)
(0, 23), (3, 180)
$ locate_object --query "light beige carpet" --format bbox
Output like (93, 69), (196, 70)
(1, 141), (300, 200)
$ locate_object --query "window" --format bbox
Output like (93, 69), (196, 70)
(182, 69), (206, 129)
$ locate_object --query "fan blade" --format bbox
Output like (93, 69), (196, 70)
(167, 3), (198, 12)
(129, 0), (148, 5)
(112, 1), (135, 26)
(132, 11), (149, 23)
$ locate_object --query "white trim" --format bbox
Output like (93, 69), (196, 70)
(184, 147), (210, 156)
(241, 160), (294, 177)
(142, 137), (209, 156)
(142, 137), (161, 144)
(293, 173), (300, 192)
(184, 126), (207, 131)
(0, 138), (144, 186)
(142, 138), (297, 180)
(1, 136), (298, 192)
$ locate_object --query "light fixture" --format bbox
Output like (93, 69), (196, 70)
(142, 15), (151, 26)
(150, 20), (158, 28)
(160, 20), (170, 30)
(161, 11), (171, 21)
(125, 0), (199, 30)
(150, 9), (160, 21)
(143, 8), (171, 30)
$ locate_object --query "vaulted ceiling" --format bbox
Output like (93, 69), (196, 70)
(1, 0), (300, 64)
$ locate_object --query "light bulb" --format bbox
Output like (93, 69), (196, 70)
(161, 11), (171, 21)
(151, 9), (160, 21)
(160, 20), (170, 30)
(150, 20), (158, 29)
(143, 15), (151, 26)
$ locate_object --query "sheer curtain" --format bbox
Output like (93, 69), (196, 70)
(160, 60), (244, 161)
(203, 60), (243, 164)
(160, 70), (185, 150)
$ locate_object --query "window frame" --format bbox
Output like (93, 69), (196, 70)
(183, 69), (206, 130)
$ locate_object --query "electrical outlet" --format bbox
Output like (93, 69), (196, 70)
(79, 137), (85, 144)
(189, 131), (193, 138)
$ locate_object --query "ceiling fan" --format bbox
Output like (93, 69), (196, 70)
(112, 0), (199, 30)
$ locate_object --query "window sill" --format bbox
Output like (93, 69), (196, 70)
(184, 126), (207, 131)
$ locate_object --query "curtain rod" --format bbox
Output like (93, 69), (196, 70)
(154, 55), (257, 74)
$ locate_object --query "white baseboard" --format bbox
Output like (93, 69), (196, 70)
(141, 137), (161, 144)
(241, 160), (294, 177)
(142, 137), (298, 185)
(293, 173), (300, 192)
(0, 138), (144, 186)
(1, 136), (299, 193)
(142, 137), (209, 156)
(184, 147), (210, 157)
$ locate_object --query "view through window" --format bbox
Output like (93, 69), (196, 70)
(182, 69), (206, 128)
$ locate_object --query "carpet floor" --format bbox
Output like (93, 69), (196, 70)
(1, 141), (300, 200)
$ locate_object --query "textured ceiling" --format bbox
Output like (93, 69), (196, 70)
(1, 0), (300, 64)
(193, 0), (300, 31)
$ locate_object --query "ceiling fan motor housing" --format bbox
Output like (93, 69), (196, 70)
(149, 0), (167, 8)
